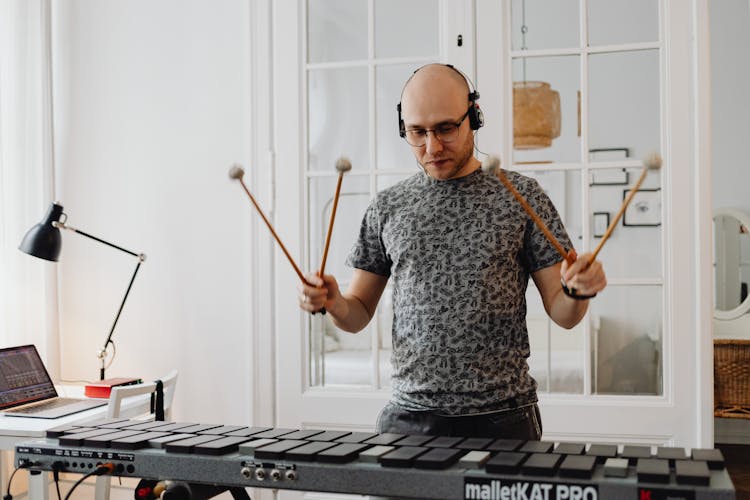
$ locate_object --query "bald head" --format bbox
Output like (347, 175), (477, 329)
(403, 64), (470, 97)
(401, 64), (473, 115)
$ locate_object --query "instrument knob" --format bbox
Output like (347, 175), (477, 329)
(254, 468), (266, 481)
(240, 467), (252, 479)
(285, 469), (298, 481)
(270, 469), (282, 481)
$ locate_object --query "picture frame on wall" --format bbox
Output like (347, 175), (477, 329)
(589, 147), (630, 161)
(589, 168), (629, 186)
(593, 212), (610, 238)
(623, 188), (661, 227)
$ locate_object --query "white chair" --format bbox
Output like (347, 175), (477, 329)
(95, 370), (178, 500)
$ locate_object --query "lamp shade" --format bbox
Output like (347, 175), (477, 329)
(18, 202), (64, 262)
(513, 81), (562, 149)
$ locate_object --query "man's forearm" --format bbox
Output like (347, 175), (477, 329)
(547, 288), (589, 329)
(328, 294), (374, 333)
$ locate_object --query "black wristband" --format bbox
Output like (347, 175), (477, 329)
(561, 280), (596, 300)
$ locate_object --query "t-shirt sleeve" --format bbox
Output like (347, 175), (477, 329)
(521, 178), (574, 273)
(346, 200), (392, 277)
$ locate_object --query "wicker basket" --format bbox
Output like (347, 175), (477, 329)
(714, 339), (750, 418)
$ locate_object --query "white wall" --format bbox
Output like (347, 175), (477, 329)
(711, 0), (750, 214)
(52, 0), (255, 423)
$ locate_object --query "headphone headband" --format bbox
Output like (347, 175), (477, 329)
(397, 64), (484, 138)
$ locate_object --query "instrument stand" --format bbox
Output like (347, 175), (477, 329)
(135, 479), (251, 499)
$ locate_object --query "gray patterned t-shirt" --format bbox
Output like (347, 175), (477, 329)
(346, 167), (572, 415)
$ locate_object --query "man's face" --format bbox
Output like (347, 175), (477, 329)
(401, 75), (477, 180)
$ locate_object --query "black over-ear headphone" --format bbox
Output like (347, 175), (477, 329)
(397, 63), (484, 138)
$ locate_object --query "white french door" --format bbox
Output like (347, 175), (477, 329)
(272, 0), (466, 439)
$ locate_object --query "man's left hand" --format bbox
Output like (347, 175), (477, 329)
(560, 252), (607, 298)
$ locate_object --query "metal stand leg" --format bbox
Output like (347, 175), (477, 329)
(228, 487), (252, 500)
(28, 470), (50, 500)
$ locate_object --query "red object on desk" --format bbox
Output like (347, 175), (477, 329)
(84, 377), (142, 398)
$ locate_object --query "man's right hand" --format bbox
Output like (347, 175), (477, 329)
(298, 272), (342, 314)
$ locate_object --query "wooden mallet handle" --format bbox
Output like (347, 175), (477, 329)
(229, 165), (308, 284)
(588, 153), (663, 266)
(314, 158), (352, 316)
(318, 157), (352, 277)
(485, 158), (576, 266)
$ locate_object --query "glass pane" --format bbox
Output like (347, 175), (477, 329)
(308, 175), (371, 283)
(308, 67), (369, 172)
(588, 166), (662, 279)
(524, 169), (583, 249)
(550, 321), (584, 394)
(511, 0), (579, 51)
(591, 285), (663, 395)
(512, 56), (581, 164)
(588, 0), (658, 46)
(524, 170), (584, 394)
(307, 0), (367, 63)
(376, 64), (424, 170)
(527, 300), (585, 395)
(375, 0), (438, 58)
(310, 314), (375, 387)
(589, 50), (660, 161)
(526, 308), (551, 394)
(310, 313), (324, 386)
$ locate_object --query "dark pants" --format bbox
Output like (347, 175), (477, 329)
(376, 401), (543, 440)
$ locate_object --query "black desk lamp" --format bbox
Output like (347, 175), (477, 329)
(19, 202), (146, 380)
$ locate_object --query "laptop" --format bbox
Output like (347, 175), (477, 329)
(0, 344), (107, 419)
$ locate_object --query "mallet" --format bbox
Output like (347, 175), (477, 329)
(229, 164), (308, 284)
(482, 156), (577, 265)
(588, 152), (663, 266)
(319, 157), (352, 277)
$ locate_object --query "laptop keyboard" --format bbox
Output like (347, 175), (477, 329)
(7, 398), (81, 414)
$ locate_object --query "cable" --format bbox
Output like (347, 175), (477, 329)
(4, 461), (34, 500)
(63, 463), (114, 500)
(474, 142), (489, 159)
(52, 462), (64, 500)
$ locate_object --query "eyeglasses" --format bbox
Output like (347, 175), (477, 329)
(402, 111), (470, 147)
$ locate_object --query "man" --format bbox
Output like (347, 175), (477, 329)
(299, 64), (607, 440)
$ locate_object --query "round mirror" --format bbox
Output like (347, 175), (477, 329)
(714, 207), (750, 320)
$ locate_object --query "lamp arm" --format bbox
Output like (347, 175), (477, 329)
(98, 258), (143, 380)
(55, 222), (140, 258)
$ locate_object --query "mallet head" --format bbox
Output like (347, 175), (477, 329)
(643, 152), (662, 170)
(481, 156), (501, 176)
(335, 157), (352, 174)
(228, 164), (245, 180)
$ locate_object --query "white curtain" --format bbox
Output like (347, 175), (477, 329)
(0, 0), (60, 377)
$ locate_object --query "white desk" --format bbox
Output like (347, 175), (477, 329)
(0, 385), (152, 500)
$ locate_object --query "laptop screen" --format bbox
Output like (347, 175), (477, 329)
(0, 345), (58, 410)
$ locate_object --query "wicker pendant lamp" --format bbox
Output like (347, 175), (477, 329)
(513, 81), (561, 149)
(513, 0), (562, 150)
